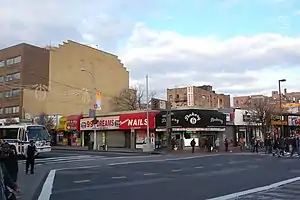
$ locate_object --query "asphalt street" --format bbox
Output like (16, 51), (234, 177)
(47, 154), (300, 200)
(17, 149), (157, 200)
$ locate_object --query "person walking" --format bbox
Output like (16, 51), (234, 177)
(25, 140), (37, 174)
(190, 139), (196, 153)
(215, 138), (220, 152)
(1, 143), (18, 182)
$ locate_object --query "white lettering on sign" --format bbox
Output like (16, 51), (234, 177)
(210, 117), (224, 124)
(127, 119), (148, 126)
(184, 112), (201, 124)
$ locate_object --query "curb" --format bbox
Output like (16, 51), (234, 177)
(51, 148), (163, 155)
(31, 171), (49, 200)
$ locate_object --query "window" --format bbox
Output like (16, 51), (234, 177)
(0, 108), (3, 114)
(5, 89), (20, 98)
(12, 106), (19, 113)
(0, 128), (18, 139)
(0, 92), (4, 99)
(202, 95), (206, 105)
(6, 56), (21, 66)
(4, 106), (19, 114)
(0, 61), (5, 67)
(0, 76), (4, 83)
(5, 72), (20, 81)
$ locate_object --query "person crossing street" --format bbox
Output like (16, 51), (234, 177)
(25, 140), (37, 174)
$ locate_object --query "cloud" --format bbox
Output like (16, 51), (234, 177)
(120, 23), (300, 98)
(1, 0), (300, 100)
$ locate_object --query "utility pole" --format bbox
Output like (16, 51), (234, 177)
(146, 75), (150, 144)
(166, 101), (172, 149)
(278, 79), (286, 137)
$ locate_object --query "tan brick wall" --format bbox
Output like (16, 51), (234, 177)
(22, 41), (129, 116)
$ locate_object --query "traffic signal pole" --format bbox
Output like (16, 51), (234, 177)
(166, 101), (172, 149)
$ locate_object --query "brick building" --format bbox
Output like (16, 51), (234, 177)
(167, 85), (230, 109)
(0, 40), (129, 120)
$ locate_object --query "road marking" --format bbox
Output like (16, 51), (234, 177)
(111, 176), (126, 179)
(102, 155), (161, 160)
(171, 169), (182, 172)
(194, 166), (203, 169)
(207, 176), (300, 200)
(38, 170), (56, 200)
(213, 163), (223, 167)
(144, 173), (157, 176)
(108, 154), (220, 166)
(73, 180), (90, 183)
(228, 160), (248, 164)
(55, 165), (102, 171)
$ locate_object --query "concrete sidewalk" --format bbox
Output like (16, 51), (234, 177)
(18, 163), (48, 200)
(51, 146), (162, 154)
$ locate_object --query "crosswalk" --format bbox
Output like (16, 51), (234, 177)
(18, 155), (104, 166)
(235, 180), (300, 199)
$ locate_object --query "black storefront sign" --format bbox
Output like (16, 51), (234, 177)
(156, 109), (226, 128)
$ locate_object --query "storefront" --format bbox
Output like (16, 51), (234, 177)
(66, 115), (82, 146)
(287, 115), (300, 135)
(80, 116), (122, 148)
(155, 109), (226, 148)
(54, 116), (67, 146)
(271, 114), (288, 137)
(119, 111), (159, 149)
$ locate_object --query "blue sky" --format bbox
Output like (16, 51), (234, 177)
(125, 0), (299, 38)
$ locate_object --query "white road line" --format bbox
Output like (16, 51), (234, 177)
(171, 169), (182, 172)
(213, 164), (223, 167)
(207, 176), (300, 200)
(144, 173), (157, 176)
(38, 170), (56, 200)
(194, 166), (203, 169)
(55, 165), (102, 171)
(111, 176), (126, 179)
(108, 154), (220, 166)
(102, 155), (161, 160)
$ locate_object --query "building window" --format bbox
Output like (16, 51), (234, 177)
(0, 92), (4, 99)
(0, 76), (4, 83)
(169, 95), (173, 101)
(4, 106), (19, 114)
(6, 56), (21, 66)
(0, 108), (3, 114)
(202, 95), (206, 105)
(5, 89), (20, 98)
(0, 61), (5, 67)
(5, 72), (20, 82)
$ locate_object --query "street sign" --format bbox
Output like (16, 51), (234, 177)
(89, 109), (95, 118)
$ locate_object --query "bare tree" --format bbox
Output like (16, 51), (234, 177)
(245, 97), (276, 137)
(35, 114), (55, 131)
(111, 84), (156, 111)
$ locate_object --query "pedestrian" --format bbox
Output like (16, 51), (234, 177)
(1, 143), (18, 182)
(25, 140), (37, 174)
(253, 138), (259, 153)
(224, 138), (229, 152)
(0, 146), (20, 200)
(190, 139), (196, 153)
(215, 138), (220, 152)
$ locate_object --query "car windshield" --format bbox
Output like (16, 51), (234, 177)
(27, 126), (50, 141)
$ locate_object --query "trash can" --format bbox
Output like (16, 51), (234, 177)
(88, 141), (94, 150)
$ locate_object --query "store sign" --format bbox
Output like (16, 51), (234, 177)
(288, 116), (300, 126)
(271, 115), (287, 125)
(210, 117), (224, 124)
(184, 112), (201, 125)
(119, 112), (158, 130)
(80, 116), (119, 130)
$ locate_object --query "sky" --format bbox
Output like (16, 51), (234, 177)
(0, 0), (300, 98)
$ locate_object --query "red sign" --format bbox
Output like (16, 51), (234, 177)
(119, 111), (159, 130)
(66, 115), (82, 131)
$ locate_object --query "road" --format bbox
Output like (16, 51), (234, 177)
(36, 153), (300, 200)
(17, 149), (157, 200)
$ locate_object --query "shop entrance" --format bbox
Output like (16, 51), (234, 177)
(199, 132), (216, 150)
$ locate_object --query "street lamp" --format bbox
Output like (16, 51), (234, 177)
(278, 79), (286, 137)
(81, 67), (97, 150)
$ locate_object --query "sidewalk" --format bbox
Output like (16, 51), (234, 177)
(51, 146), (162, 154)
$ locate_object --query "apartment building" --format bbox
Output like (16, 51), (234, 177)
(234, 89), (300, 109)
(0, 43), (49, 119)
(167, 85), (230, 109)
(0, 40), (129, 120)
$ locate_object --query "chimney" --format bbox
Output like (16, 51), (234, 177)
(284, 88), (287, 95)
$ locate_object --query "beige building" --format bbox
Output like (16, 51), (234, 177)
(167, 85), (230, 109)
(23, 40), (129, 117)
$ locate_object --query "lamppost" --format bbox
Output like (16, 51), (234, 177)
(81, 67), (97, 150)
(278, 79), (286, 137)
